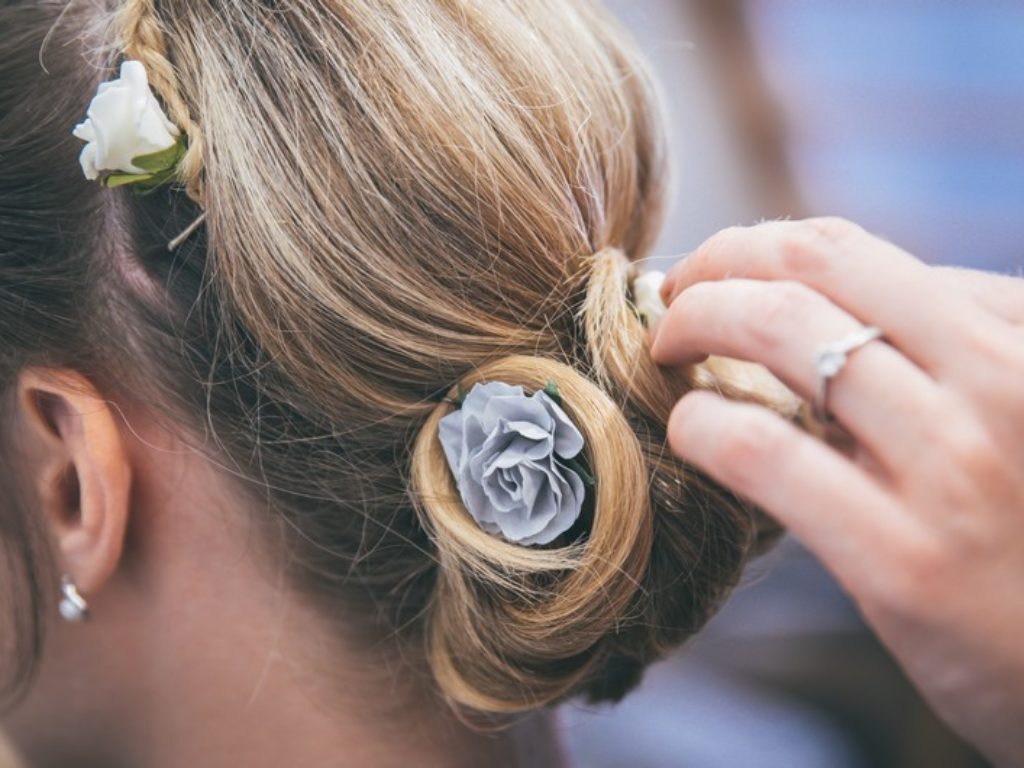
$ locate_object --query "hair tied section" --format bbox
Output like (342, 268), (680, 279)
(581, 245), (683, 424)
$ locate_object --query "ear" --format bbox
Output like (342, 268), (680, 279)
(14, 368), (132, 597)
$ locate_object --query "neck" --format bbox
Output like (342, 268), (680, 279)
(1, 418), (567, 768)
(5, 570), (566, 768)
(3, 534), (564, 768)
(138, 599), (511, 768)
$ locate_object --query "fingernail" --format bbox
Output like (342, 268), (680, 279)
(660, 269), (677, 303)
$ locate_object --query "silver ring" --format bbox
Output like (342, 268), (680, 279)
(812, 325), (884, 423)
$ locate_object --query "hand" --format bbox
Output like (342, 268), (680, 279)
(650, 217), (1024, 767)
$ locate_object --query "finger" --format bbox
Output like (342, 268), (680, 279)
(660, 218), (1016, 382)
(667, 390), (913, 595)
(933, 265), (1024, 325)
(652, 278), (944, 474)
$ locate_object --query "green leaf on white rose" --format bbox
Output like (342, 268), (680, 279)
(132, 174), (175, 196)
(102, 172), (156, 188)
(100, 166), (179, 194)
(130, 134), (186, 174)
(100, 134), (187, 190)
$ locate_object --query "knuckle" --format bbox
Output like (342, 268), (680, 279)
(940, 419), (999, 476)
(959, 329), (1024, 410)
(779, 217), (861, 275)
(746, 280), (816, 350)
(712, 409), (786, 488)
(807, 216), (863, 245)
(869, 534), (947, 617)
(926, 409), (1003, 499)
(692, 225), (744, 274)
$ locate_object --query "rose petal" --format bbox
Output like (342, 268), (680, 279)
(482, 394), (553, 435)
(522, 467), (585, 545)
(441, 416), (493, 519)
(503, 420), (549, 442)
(472, 427), (513, 480)
(482, 465), (521, 513)
(134, 94), (181, 152)
(78, 143), (99, 181)
(438, 408), (466, 474)
(494, 478), (555, 542)
(460, 414), (487, 466)
(461, 382), (524, 432)
(488, 421), (552, 468)
(459, 469), (490, 520)
(72, 120), (96, 143)
(120, 60), (149, 92)
(536, 393), (584, 459)
(493, 466), (522, 502)
(88, 84), (147, 173)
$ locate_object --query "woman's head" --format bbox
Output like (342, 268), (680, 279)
(0, 0), (793, 731)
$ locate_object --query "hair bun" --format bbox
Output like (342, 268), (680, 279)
(408, 242), (788, 715)
(411, 354), (654, 713)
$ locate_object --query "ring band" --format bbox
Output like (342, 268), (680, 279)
(812, 325), (884, 424)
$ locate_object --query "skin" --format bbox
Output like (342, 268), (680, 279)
(0, 371), (554, 768)
(651, 216), (1024, 767)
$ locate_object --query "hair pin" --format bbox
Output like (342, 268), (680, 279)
(168, 211), (208, 252)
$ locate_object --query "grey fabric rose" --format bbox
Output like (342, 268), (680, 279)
(438, 381), (587, 546)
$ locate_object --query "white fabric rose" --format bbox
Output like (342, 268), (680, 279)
(632, 269), (668, 328)
(72, 60), (181, 181)
(438, 381), (588, 546)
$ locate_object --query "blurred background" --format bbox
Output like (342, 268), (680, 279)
(557, 2), (1023, 766)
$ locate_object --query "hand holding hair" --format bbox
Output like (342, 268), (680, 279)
(651, 217), (1024, 767)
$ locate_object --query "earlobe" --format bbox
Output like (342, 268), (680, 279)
(15, 368), (132, 598)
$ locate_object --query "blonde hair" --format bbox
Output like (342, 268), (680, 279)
(0, 0), (799, 715)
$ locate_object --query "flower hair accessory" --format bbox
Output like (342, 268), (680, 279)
(631, 269), (668, 328)
(438, 380), (594, 546)
(72, 60), (186, 192)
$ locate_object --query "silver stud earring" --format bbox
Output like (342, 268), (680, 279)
(58, 574), (90, 622)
